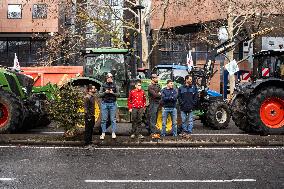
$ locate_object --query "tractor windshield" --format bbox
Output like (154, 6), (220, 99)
(85, 53), (126, 81)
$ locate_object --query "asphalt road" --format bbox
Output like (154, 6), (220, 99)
(0, 146), (283, 189)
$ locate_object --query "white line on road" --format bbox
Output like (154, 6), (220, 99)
(39, 131), (65, 134)
(0, 178), (15, 181)
(85, 179), (256, 183)
(0, 146), (282, 150)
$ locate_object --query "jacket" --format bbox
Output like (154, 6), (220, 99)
(128, 89), (146, 109)
(84, 93), (95, 118)
(148, 83), (161, 103)
(161, 87), (178, 108)
(99, 82), (119, 103)
(178, 84), (198, 112)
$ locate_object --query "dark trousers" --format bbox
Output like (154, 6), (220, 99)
(84, 116), (95, 144)
(148, 102), (159, 134)
(131, 108), (144, 135)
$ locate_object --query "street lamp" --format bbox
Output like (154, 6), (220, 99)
(134, 2), (145, 68)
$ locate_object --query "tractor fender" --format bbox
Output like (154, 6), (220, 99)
(68, 77), (102, 90)
(247, 78), (284, 96)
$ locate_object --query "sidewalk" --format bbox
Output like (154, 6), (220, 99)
(0, 121), (283, 147)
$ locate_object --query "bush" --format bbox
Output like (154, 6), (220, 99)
(47, 84), (84, 135)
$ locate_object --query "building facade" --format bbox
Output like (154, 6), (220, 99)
(0, 0), (59, 67)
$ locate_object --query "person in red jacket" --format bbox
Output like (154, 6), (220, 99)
(128, 80), (146, 139)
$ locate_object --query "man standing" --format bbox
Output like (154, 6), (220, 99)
(178, 75), (198, 136)
(84, 84), (96, 145)
(161, 80), (178, 137)
(128, 80), (146, 139)
(148, 74), (161, 139)
(99, 73), (119, 140)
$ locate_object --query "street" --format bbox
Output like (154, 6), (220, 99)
(0, 146), (283, 189)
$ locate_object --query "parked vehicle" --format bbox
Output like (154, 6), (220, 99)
(231, 50), (284, 134)
(0, 67), (51, 133)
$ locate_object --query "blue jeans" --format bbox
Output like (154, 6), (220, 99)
(181, 111), (194, 133)
(161, 108), (177, 136)
(101, 102), (117, 133)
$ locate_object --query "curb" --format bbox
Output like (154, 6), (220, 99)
(0, 139), (283, 147)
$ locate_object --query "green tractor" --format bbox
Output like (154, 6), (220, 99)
(75, 48), (179, 133)
(0, 67), (51, 133)
(231, 50), (284, 134)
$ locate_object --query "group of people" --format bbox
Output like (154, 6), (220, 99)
(83, 72), (198, 145)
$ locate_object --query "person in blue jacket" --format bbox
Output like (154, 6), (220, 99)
(178, 75), (198, 136)
(161, 80), (178, 137)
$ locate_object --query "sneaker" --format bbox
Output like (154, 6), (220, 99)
(100, 133), (105, 140)
(179, 132), (186, 137)
(138, 134), (145, 139)
(130, 134), (136, 139)
(151, 133), (160, 139)
(112, 132), (116, 139)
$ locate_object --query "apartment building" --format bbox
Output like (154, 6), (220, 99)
(0, 0), (58, 67)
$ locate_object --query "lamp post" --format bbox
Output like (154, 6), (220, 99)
(134, 2), (145, 68)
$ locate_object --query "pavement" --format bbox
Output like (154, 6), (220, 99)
(0, 145), (283, 188)
(0, 120), (283, 147)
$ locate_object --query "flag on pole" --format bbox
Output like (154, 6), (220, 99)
(13, 53), (20, 71)
(186, 50), (194, 70)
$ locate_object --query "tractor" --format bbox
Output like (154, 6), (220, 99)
(151, 64), (231, 130)
(0, 67), (51, 133)
(231, 49), (284, 135)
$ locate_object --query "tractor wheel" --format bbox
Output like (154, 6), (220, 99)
(247, 87), (284, 135)
(0, 90), (24, 133)
(231, 96), (253, 133)
(206, 100), (230, 130)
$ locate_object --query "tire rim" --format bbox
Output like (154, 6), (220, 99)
(216, 108), (227, 124)
(0, 102), (9, 128)
(260, 97), (284, 128)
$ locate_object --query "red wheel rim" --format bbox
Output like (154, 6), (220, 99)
(0, 103), (9, 128)
(260, 97), (284, 128)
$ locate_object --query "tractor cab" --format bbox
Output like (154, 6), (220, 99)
(81, 48), (133, 97)
(152, 64), (190, 85)
(253, 50), (284, 79)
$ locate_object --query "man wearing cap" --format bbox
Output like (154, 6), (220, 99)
(147, 74), (161, 139)
(99, 73), (119, 140)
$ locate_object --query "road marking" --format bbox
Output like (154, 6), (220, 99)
(0, 178), (15, 181)
(39, 132), (65, 134)
(0, 146), (282, 150)
(85, 179), (256, 183)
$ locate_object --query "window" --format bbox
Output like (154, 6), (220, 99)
(8, 4), (22, 19)
(32, 4), (47, 19)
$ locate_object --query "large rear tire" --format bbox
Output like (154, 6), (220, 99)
(247, 87), (284, 135)
(0, 90), (24, 133)
(206, 100), (230, 130)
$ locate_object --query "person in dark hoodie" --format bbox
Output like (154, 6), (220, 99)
(99, 73), (119, 140)
(148, 74), (162, 139)
(84, 84), (96, 145)
(161, 80), (178, 137)
(178, 75), (198, 136)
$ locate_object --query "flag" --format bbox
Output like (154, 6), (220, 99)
(186, 50), (194, 69)
(13, 53), (20, 71)
(225, 59), (239, 75)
